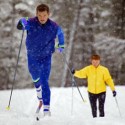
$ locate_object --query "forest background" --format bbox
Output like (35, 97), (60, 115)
(0, 0), (125, 90)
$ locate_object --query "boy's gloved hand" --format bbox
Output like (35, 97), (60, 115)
(71, 68), (75, 74)
(112, 90), (117, 97)
(55, 44), (64, 53)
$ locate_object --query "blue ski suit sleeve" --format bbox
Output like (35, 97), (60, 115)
(57, 26), (64, 46)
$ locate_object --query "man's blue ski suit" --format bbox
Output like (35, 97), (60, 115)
(17, 17), (64, 107)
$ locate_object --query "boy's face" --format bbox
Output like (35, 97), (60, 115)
(92, 59), (100, 68)
(37, 11), (49, 24)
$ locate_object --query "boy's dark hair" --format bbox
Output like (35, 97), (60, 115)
(36, 4), (49, 13)
(91, 54), (100, 60)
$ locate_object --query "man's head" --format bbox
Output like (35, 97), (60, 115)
(36, 4), (50, 24)
(91, 54), (100, 68)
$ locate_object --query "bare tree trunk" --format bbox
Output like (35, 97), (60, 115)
(61, 10), (79, 87)
(9, 2), (16, 58)
(61, 0), (84, 87)
(121, 0), (125, 39)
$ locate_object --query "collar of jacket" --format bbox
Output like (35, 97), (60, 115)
(91, 64), (101, 69)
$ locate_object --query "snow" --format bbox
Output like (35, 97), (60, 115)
(0, 86), (125, 125)
(101, 11), (110, 17)
(0, 3), (12, 19)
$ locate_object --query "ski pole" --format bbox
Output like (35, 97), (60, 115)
(71, 77), (75, 115)
(61, 52), (86, 103)
(114, 97), (122, 118)
(6, 30), (25, 110)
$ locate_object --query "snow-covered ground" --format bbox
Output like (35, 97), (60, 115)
(0, 86), (125, 125)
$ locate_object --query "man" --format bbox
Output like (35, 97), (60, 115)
(17, 4), (64, 115)
(72, 54), (116, 118)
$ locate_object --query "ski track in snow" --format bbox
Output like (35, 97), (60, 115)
(0, 87), (125, 125)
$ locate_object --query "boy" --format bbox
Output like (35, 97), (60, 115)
(72, 54), (116, 117)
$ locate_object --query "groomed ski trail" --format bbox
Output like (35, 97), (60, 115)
(0, 87), (125, 125)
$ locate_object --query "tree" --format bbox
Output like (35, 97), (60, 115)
(111, 0), (125, 39)
(64, 0), (95, 87)
(0, 0), (35, 89)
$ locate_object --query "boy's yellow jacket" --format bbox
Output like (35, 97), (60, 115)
(74, 65), (115, 94)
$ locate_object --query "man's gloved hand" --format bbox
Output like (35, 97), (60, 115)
(17, 17), (29, 30)
(57, 47), (64, 53)
(55, 44), (64, 53)
(71, 68), (75, 74)
(112, 90), (117, 97)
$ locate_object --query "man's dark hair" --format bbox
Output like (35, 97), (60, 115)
(36, 4), (49, 13)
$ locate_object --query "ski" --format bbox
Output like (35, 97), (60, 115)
(36, 101), (42, 121)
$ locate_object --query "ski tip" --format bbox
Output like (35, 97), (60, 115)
(6, 106), (10, 110)
(36, 117), (39, 121)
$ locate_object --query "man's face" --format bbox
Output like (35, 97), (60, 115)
(37, 11), (49, 24)
(92, 59), (100, 68)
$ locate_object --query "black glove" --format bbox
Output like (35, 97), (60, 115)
(17, 20), (23, 30)
(17, 17), (29, 30)
(71, 68), (75, 74)
(113, 90), (117, 97)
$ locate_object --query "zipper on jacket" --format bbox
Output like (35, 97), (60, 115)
(95, 68), (97, 93)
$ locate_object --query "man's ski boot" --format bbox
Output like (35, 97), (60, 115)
(43, 110), (51, 116)
(43, 105), (51, 116)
